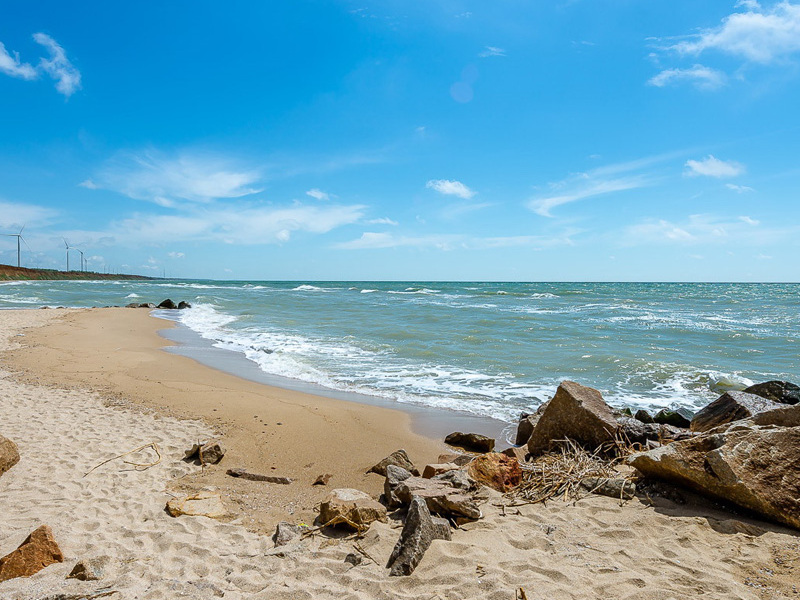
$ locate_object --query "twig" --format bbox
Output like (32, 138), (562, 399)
(518, 587), (529, 600)
(353, 541), (378, 565)
(83, 443), (162, 477)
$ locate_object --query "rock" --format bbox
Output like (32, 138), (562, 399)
(515, 407), (547, 446)
(444, 432), (495, 453)
(467, 452), (522, 493)
(138, 302), (156, 308)
(751, 403), (800, 428)
(200, 441), (225, 464)
(628, 422), (800, 530)
(67, 556), (108, 581)
(226, 468), (292, 484)
(313, 473), (331, 486)
(422, 463), (460, 479)
(273, 522), (306, 547)
(157, 298), (178, 309)
(618, 417), (694, 446)
(178, 301), (192, 309)
(344, 553), (363, 567)
(437, 453), (473, 466)
(0, 434), (20, 477)
(369, 449), (419, 476)
(579, 477), (636, 500)
(319, 489), (387, 529)
(395, 477), (482, 520)
(743, 380), (800, 405)
(387, 496), (451, 576)
(384, 464), (413, 509)
(501, 446), (529, 462)
(432, 469), (472, 491)
(653, 408), (693, 428)
(691, 391), (784, 433)
(125, 302), (139, 308)
(0, 525), (64, 582)
(634, 409), (654, 424)
(166, 491), (226, 518)
(620, 407), (633, 417)
(527, 381), (618, 456)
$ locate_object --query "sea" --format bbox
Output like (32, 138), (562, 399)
(1, 280), (798, 427)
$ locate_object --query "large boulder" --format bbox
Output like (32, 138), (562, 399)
(0, 435), (20, 477)
(369, 449), (419, 476)
(319, 489), (387, 529)
(743, 381), (800, 406)
(0, 525), (64, 582)
(444, 432), (495, 453)
(157, 298), (178, 309)
(467, 452), (522, 493)
(395, 477), (482, 520)
(691, 391), (784, 433)
(527, 381), (618, 456)
(387, 496), (451, 576)
(628, 422), (800, 530)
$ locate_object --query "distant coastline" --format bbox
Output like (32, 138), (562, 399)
(0, 265), (153, 281)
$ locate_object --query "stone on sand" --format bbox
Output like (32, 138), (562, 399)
(467, 452), (522, 493)
(444, 432), (495, 453)
(0, 434), (20, 477)
(395, 477), (482, 520)
(369, 449), (419, 476)
(67, 556), (109, 581)
(387, 496), (452, 576)
(166, 490), (227, 518)
(319, 488), (387, 529)
(527, 381), (618, 456)
(0, 525), (64, 582)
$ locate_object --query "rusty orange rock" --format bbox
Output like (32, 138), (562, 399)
(468, 452), (522, 493)
(0, 525), (64, 582)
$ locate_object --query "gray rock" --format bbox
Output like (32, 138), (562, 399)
(199, 441), (225, 464)
(395, 476), (482, 520)
(618, 417), (693, 446)
(653, 408), (693, 428)
(67, 556), (109, 581)
(628, 422), (800, 530)
(344, 553), (363, 566)
(387, 496), (451, 576)
(527, 381), (618, 456)
(515, 405), (548, 446)
(432, 469), (472, 491)
(691, 391), (784, 433)
(157, 298), (177, 309)
(579, 477), (636, 500)
(384, 464), (413, 509)
(444, 432), (495, 453)
(369, 449), (419, 476)
(634, 409), (654, 424)
(273, 522), (306, 547)
(177, 301), (192, 309)
(743, 380), (800, 405)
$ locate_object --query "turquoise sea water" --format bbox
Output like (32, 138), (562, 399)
(1, 280), (798, 422)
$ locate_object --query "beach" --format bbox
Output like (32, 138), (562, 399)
(1, 307), (798, 599)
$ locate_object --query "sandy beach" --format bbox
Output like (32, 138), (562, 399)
(1, 308), (798, 599)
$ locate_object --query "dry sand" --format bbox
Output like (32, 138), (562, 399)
(0, 308), (798, 599)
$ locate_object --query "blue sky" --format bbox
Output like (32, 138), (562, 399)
(1, 1), (799, 281)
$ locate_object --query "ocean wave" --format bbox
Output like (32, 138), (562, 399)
(291, 284), (335, 292)
(360, 289), (378, 294)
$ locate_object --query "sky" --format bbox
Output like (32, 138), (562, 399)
(1, 0), (800, 281)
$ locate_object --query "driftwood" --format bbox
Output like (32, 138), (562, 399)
(83, 443), (162, 477)
(226, 468), (293, 484)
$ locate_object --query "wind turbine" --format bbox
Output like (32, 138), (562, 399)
(63, 238), (71, 271)
(76, 249), (85, 272)
(2, 226), (29, 268)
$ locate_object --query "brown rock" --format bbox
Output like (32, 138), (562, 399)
(166, 491), (226, 518)
(467, 452), (522, 492)
(0, 525), (64, 582)
(369, 449), (419, 476)
(0, 434), (20, 477)
(437, 453), (473, 466)
(444, 432), (495, 453)
(691, 391), (784, 433)
(527, 381), (618, 456)
(313, 473), (331, 486)
(199, 440), (225, 464)
(319, 489), (387, 529)
(395, 477), (482, 520)
(501, 446), (529, 462)
(421, 463), (460, 479)
(628, 422), (800, 530)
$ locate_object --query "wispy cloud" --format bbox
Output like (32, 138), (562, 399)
(366, 217), (399, 226)
(685, 155), (744, 178)
(306, 188), (330, 201)
(727, 183), (755, 193)
(33, 33), (81, 97)
(526, 155), (671, 217)
(622, 213), (795, 246)
(740, 215), (760, 225)
(88, 150), (263, 206)
(0, 41), (37, 79)
(479, 46), (506, 57)
(0, 200), (59, 229)
(648, 64), (727, 90)
(167, 251), (185, 258)
(335, 231), (577, 250)
(426, 179), (476, 199)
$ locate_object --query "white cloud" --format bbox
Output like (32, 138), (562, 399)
(685, 155), (745, 178)
(622, 214), (795, 246)
(670, 1), (800, 64)
(167, 251), (185, 258)
(529, 177), (647, 218)
(366, 217), (399, 226)
(648, 64), (727, 90)
(32, 33), (81, 97)
(739, 215), (760, 225)
(89, 150), (263, 205)
(0, 200), (59, 229)
(426, 179), (476, 199)
(78, 179), (99, 189)
(479, 46), (506, 57)
(306, 188), (330, 201)
(727, 183), (755, 193)
(0, 41), (37, 79)
(335, 231), (577, 251)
